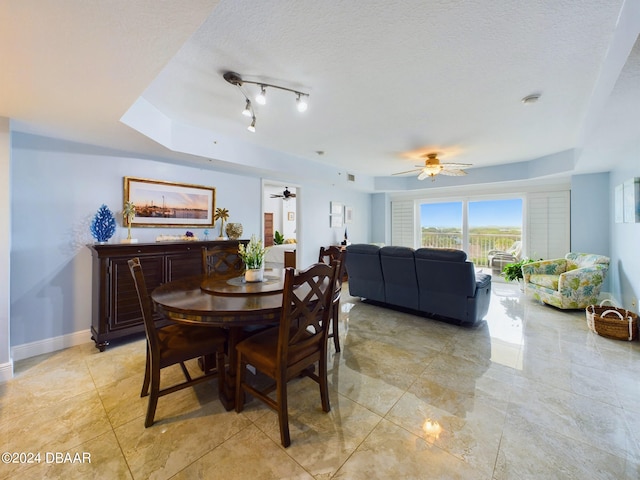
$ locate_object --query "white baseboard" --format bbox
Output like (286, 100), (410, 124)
(11, 329), (92, 362)
(0, 360), (13, 383)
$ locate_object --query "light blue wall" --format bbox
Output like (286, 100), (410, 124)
(570, 173), (610, 255)
(608, 152), (640, 310)
(10, 133), (372, 347)
(371, 193), (390, 244)
(0, 118), (10, 372)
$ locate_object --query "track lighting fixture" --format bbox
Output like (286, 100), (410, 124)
(224, 71), (309, 132)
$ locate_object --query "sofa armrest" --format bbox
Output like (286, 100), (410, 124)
(522, 258), (566, 283)
(475, 273), (492, 290)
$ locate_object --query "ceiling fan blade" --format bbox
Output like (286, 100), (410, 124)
(417, 170), (432, 181)
(270, 194), (283, 198)
(392, 168), (422, 176)
(442, 162), (472, 168)
(440, 169), (468, 176)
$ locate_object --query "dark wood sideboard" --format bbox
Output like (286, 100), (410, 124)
(88, 240), (246, 351)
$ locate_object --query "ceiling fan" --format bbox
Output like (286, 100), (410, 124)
(270, 187), (296, 199)
(393, 153), (472, 181)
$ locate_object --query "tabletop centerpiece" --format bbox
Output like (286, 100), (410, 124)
(238, 235), (265, 282)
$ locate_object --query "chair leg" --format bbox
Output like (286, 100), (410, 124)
(141, 346), (151, 397)
(216, 350), (226, 398)
(332, 302), (341, 352)
(235, 353), (246, 413)
(145, 362), (161, 428)
(276, 376), (291, 448)
(319, 354), (331, 413)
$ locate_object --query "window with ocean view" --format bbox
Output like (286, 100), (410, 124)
(420, 198), (522, 267)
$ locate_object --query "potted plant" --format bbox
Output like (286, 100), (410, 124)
(238, 235), (265, 282)
(502, 258), (535, 290)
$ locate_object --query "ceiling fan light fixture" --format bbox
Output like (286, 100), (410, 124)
(393, 152), (471, 181)
(255, 86), (267, 105)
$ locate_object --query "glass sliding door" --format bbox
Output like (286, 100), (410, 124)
(468, 199), (522, 266)
(420, 202), (463, 250)
(418, 198), (523, 266)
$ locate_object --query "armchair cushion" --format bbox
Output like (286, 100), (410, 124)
(528, 274), (558, 290)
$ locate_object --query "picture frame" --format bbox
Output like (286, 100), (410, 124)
(345, 206), (353, 224)
(124, 177), (216, 227)
(330, 201), (343, 228)
(623, 177), (640, 223)
(614, 184), (624, 223)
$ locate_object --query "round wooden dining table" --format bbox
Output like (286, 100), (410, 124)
(151, 269), (286, 410)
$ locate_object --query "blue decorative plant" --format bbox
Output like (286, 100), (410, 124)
(90, 204), (116, 243)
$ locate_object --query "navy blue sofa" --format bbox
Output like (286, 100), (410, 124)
(346, 244), (491, 326)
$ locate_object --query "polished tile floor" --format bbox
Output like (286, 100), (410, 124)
(2, 281), (640, 479)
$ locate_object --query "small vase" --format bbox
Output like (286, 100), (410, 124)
(245, 267), (264, 283)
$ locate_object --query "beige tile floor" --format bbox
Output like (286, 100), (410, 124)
(1, 281), (640, 479)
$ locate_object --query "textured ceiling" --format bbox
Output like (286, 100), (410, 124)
(1, 0), (638, 189)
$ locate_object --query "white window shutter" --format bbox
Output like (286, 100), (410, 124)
(526, 191), (570, 260)
(391, 200), (415, 247)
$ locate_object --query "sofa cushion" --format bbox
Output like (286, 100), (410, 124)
(345, 244), (385, 302)
(380, 246), (418, 309)
(415, 248), (467, 262)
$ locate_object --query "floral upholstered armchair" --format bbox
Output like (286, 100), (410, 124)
(521, 252), (610, 309)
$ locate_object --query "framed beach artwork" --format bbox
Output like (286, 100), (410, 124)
(124, 177), (216, 227)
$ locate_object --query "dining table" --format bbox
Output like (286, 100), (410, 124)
(151, 268), (286, 410)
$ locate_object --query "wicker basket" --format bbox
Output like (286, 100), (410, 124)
(586, 300), (639, 341)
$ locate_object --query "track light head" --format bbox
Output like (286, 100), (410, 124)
(247, 116), (256, 133)
(255, 86), (267, 105)
(242, 99), (252, 117)
(296, 94), (308, 112)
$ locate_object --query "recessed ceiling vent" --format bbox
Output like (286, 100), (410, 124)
(347, 173), (355, 182)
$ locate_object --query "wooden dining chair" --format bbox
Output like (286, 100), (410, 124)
(318, 246), (347, 352)
(128, 257), (227, 427)
(235, 261), (340, 447)
(202, 245), (244, 277)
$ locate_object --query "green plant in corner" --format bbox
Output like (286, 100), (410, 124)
(273, 230), (284, 245)
(501, 258), (535, 282)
